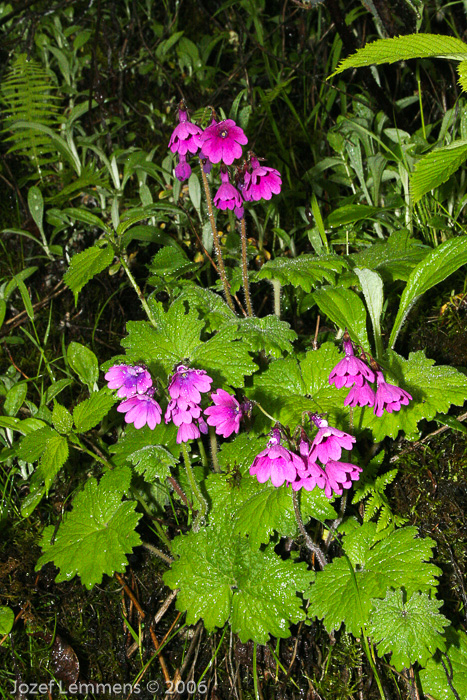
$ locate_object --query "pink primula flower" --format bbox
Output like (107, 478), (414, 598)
(242, 156), (282, 201)
(168, 107), (203, 156)
(204, 389), (243, 438)
(250, 429), (304, 488)
(309, 416), (356, 464)
(199, 119), (247, 166)
(374, 370), (412, 417)
(105, 364), (152, 399)
(117, 389), (162, 430)
(329, 338), (375, 390)
(213, 170), (243, 212)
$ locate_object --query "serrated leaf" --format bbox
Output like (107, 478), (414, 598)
(420, 627), (467, 700)
(122, 300), (205, 374)
(458, 59), (467, 92)
(73, 388), (116, 433)
(369, 590), (448, 671)
(191, 325), (256, 386)
(16, 426), (58, 462)
(67, 341), (99, 389)
(308, 524), (441, 637)
(52, 402), (73, 434)
(164, 527), (313, 643)
(36, 467), (141, 589)
(64, 245), (114, 303)
(411, 139), (467, 202)
(332, 34), (467, 77)
(257, 254), (346, 292)
(4, 382), (28, 417)
(128, 445), (177, 482)
(147, 246), (194, 283)
(217, 433), (271, 472)
(349, 230), (429, 282)
(390, 237), (467, 348)
(312, 287), (370, 351)
(234, 315), (297, 358)
(355, 350), (467, 441)
(37, 433), (69, 492)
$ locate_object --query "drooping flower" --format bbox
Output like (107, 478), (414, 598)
(168, 365), (213, 404)
(344, 381), (376, 408)
(117, 389), (162, 430)
(321, 460), (362, 499)
(176, 420), (208, 443)
(242, 156), (282, 201)
(105, 364), (152, 399)
(199, 118), (248, 166)
(204, 389), (243, 438)
(329, 337), (375, 390)
(174, 154), (192, 182)
(308, 415), (356, 464)
(292, 459), (327, 492)
(250, 428), (305, 488)
(374, 370), (412, 417)
(213, 169), (243, 212)
(168, 106), (203, 156)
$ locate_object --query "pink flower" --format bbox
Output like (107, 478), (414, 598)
(344, 381), (376, 408)
(168, 107), (203, 156)
(309, 415), (356, 464)
(250, 429), (305, 488)
(176, 419), (208, 443)
(117, 390), (162, 429)
(322, 460), (362, 499)
(329, 338), (375, 390)
(105, 364), (152, 399)
(243, 156), (282, 201)
(174, 154), (192, 182)
(199, 119), (248, 165)
(213, 170), (243, 211)
(204, 389), (242, 438)
(168, 365), (213, 404)
(292, 460), (327, 492)
(374, 371), (412, 417)
(165, 398), (202, 426)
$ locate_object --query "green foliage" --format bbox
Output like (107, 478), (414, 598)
(233, 315), (297, 358)
(36, 467), (141, 589)
(419, 627), (467, 700)
(63, 244), (115, 303)
(313, 286), (370, 351)
(67, 342), (99, 390)
(0, 606), (14, 635)
(163, 525), (314, 644)
(368, 590), (448, 671)
(128, 445), (178, 482)
(72, 388), (116, 433)
(257, 254), (347, 292)
(308, 523), (442, 637)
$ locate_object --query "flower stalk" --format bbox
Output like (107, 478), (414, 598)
(240, 216), (254, 316)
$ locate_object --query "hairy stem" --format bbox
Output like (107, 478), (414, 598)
(240, 216), (254, 316)
(292, 490), (327, 569)
(117, 249), (158, 328)
(182, 442), (207, 531)
(199, 161), (235, 313)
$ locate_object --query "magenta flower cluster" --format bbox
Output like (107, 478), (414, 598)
(328, 337), (412, 416)
(165, 364), (212, 443)
(249, 417), (361, 499)
(168, 102), (282, 217)
(105, 364), (162, 430)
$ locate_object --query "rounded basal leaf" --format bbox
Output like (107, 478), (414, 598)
(420, 627), (467, 700)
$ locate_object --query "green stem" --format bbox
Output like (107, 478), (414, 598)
(182, 442), (207, 531)
(254, 401), (277, 423)
(199, 161), (236, 313)
(209, 426), (220, 473)
(240, 217), (254, 316)
(271, 279), (281, 318)
(118, 252), (158, 328)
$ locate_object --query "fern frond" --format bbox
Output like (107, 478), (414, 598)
(1, 53), (61, 176)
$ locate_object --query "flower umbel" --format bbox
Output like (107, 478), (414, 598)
(168, 365), (213, 404)
(166, 365), (213, 443)
(204, 389), (243, 438)
(213, 169), (243, 213)
(199, 118), (248, 165)
(105, 364), (152, 399)
(329, 336), (375, 390)
(168, 105), (203, 156)
(242, 155), (282, 201)
(309, 415), (356, 464)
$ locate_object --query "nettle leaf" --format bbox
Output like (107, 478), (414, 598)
(308, 524), (441, 636)
(16, 426), (57, 462)
(52, 402), (73, 435)
(390, 236), (467, 348)
(176, 284), (236, 331)
(312, 287), (370, 351)
(147, 245), (195, 282)
(420, 627), (467, 700)
(257, 254), (347, 292)
(109, 422), (180, 467)
(331, 34), (467, 76)
(128, 445), (178, 482)
(36, 467), (141, 589)
(234, 315), (297, 358)
(64, 244), (114, 303)
(191, 325), (257, 386)
(355, 350), (467, 441)
(37, 433), (69, 492)
(164, 526), (313, 643)
(67, 341), (99, 389)
(217, 433), (267, 472)
(73, 388), (116, 433)
(368, 590), (448, 671)
(122, 299), (205, 373)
